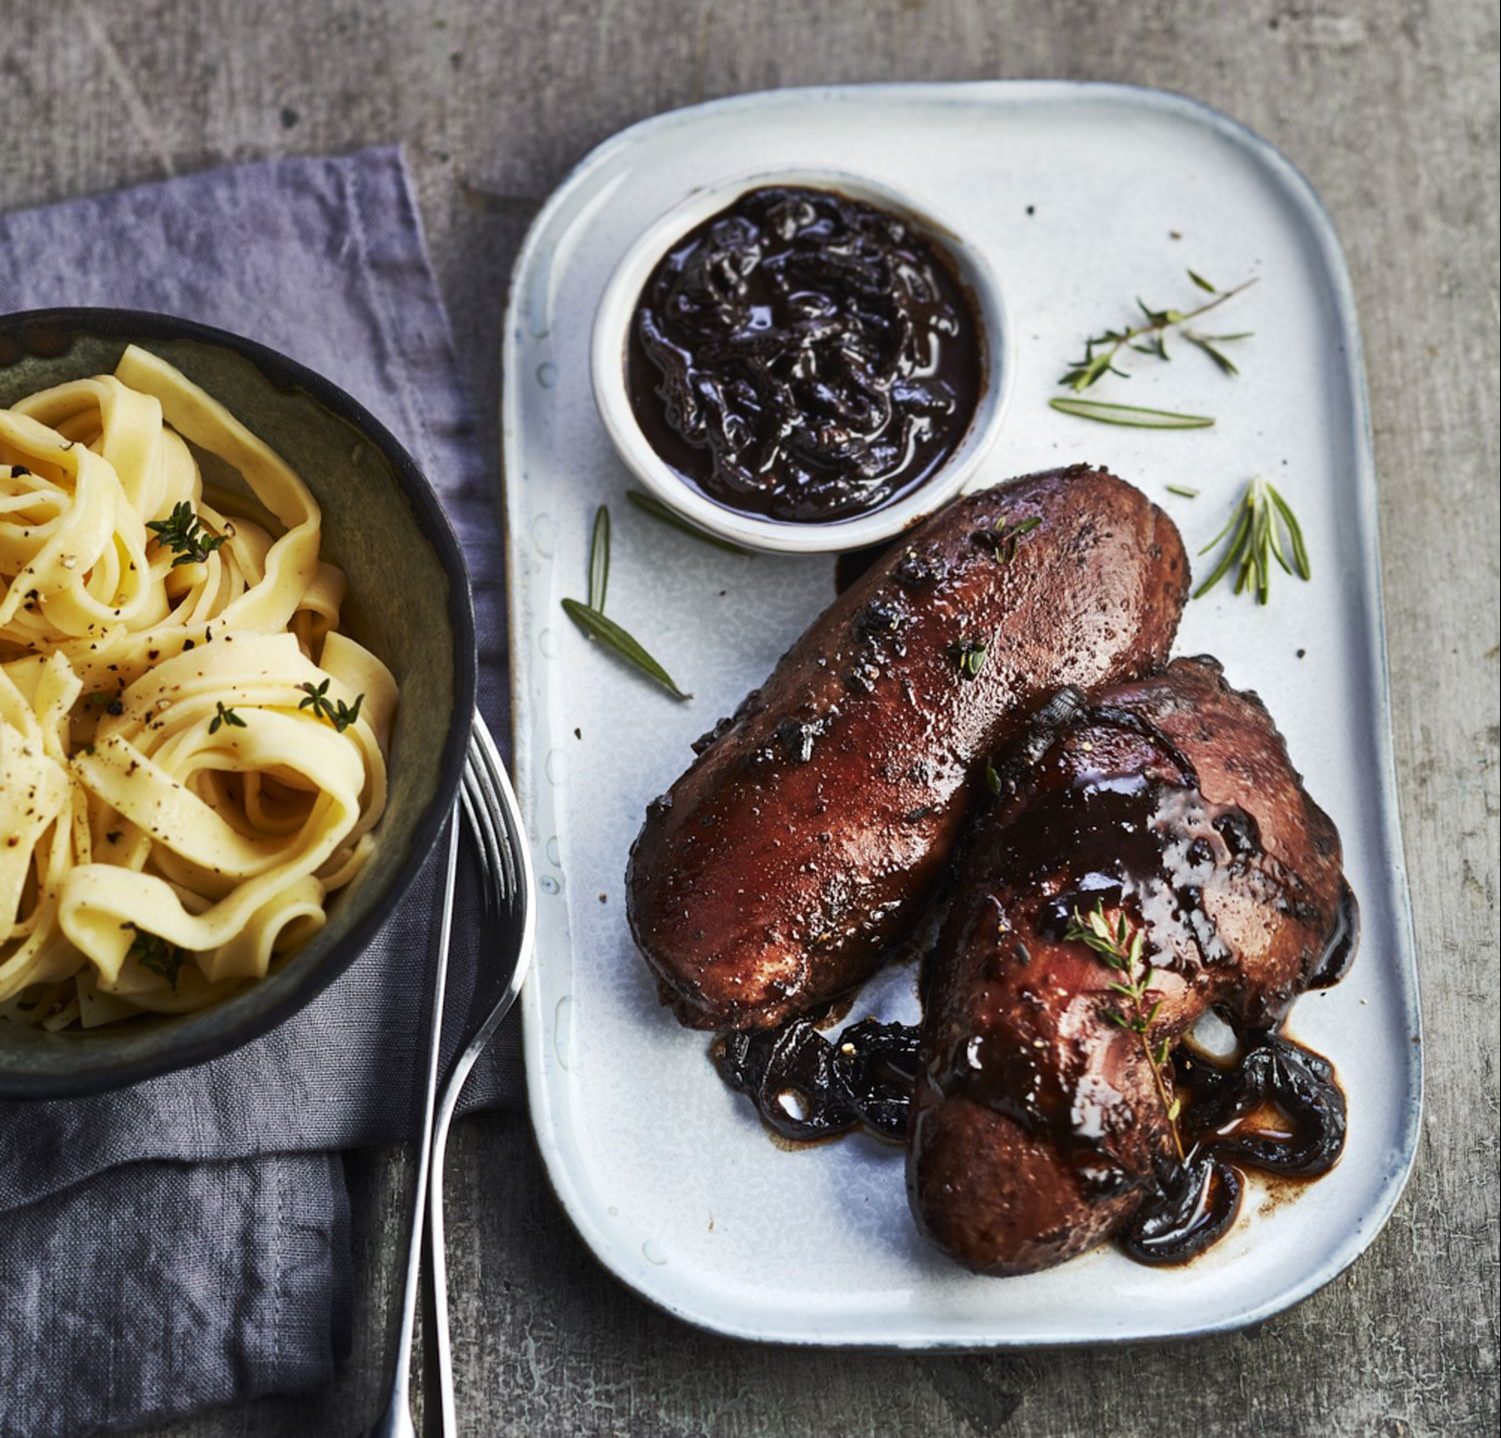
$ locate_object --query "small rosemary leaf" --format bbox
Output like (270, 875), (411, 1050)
(1166, 484), (1199, 498)
(1049, 397), (1214, 430)
(561, 598), (690, 701)
(984, 760), (1002, 796)
(1188, 269), (1217, 293)
(626, 490), (751, 555)
(1268, 483), (1313, 579)
(1168, 1096), (1183, 1121)
(1187, 333), (1240, 376)
(1193, 506), (1252, 598)
(1105, 1010), (1131, 1029)
(589, 505), (610, 612)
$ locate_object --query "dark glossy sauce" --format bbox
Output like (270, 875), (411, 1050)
(710, 697), (1354, 1266)
(628, 186), (982, 524)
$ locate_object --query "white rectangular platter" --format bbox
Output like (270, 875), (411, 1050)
(501, 81), (1421, 1346)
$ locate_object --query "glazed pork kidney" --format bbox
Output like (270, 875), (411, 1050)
(907, 657), (1352, 1275)
(626, 466), (1189, 1030)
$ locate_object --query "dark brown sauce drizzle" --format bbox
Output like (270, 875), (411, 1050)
(628, 186), (982, 524)
(709, 695), (1354, 1267)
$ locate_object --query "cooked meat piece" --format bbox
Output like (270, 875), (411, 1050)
(908, 657), (1352, 1275)
(626, 466), (1188, 1030)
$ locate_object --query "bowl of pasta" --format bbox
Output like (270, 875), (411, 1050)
(0, 309), (475, 1097)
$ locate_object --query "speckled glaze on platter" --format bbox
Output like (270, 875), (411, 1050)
(500, 81), (1421, 1347)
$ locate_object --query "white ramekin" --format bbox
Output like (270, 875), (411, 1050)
(590, 168), (1013, 555)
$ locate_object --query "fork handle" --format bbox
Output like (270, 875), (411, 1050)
(366, 811), (461, 1438)
(427, 1047), (472, 1437)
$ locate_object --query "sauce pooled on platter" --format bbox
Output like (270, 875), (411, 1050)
(628, 185), (983, 524)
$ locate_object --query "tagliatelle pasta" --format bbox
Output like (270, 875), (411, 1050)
(0, 347), (395, 1029)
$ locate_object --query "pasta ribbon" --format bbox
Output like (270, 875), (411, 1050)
(1, 349), (396, 1027)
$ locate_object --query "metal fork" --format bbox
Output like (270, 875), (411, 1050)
(364, 714), (534, 1438)
(428, 713), (536, 1436)
(364, 806), (462, 1438)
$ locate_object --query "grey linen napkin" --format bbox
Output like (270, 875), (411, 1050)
(0, 147), (519, 1437)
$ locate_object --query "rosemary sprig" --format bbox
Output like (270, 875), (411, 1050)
(298, 679), (365, 732)
(1060, 272), (1256, 392)
(562, 599), (689, 700)
(1049, 397), (1214, 430)
(950, 636), (989, 679)
(589, 505), (610, 611)
(146, 501), (227, 567)
(1066, 900), (1183, 1159)
(626, 489), (751, 555)
(1193, 475), (1311, 604)
(563, 505), (688, 699)
(209, 701), (246, 735)
(126, 926), (186, 989)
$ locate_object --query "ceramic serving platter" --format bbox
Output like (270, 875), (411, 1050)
(501, 81), (1421, 1346)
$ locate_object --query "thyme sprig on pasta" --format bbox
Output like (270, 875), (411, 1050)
(146, 501), (228, 567)
(208, 701), (246, 734)
(298, 679), (365, 732)
(125, 926), (186, 989)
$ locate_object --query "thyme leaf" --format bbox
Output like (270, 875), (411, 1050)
(208, 701), (246, 735)
(126, 926), (186, 989)
(949, 636), (989, 679)
(978, 514), (1043, 563)
(298, 679), (366, 731)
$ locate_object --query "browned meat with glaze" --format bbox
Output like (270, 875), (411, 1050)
(908, 657), (1350, 1275)
(626, 466), (1189, 1030)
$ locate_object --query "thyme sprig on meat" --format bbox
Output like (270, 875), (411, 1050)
(1066, 900), (1184, 1160)
(950, 636), (989, 678)
(977, 514), (1042, 563)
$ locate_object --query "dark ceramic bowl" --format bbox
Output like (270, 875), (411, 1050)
(0, 309), (476, 1099)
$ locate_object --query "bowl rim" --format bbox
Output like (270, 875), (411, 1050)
(589, 166), (1014, 554)
(0, 305), (477, 1099)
